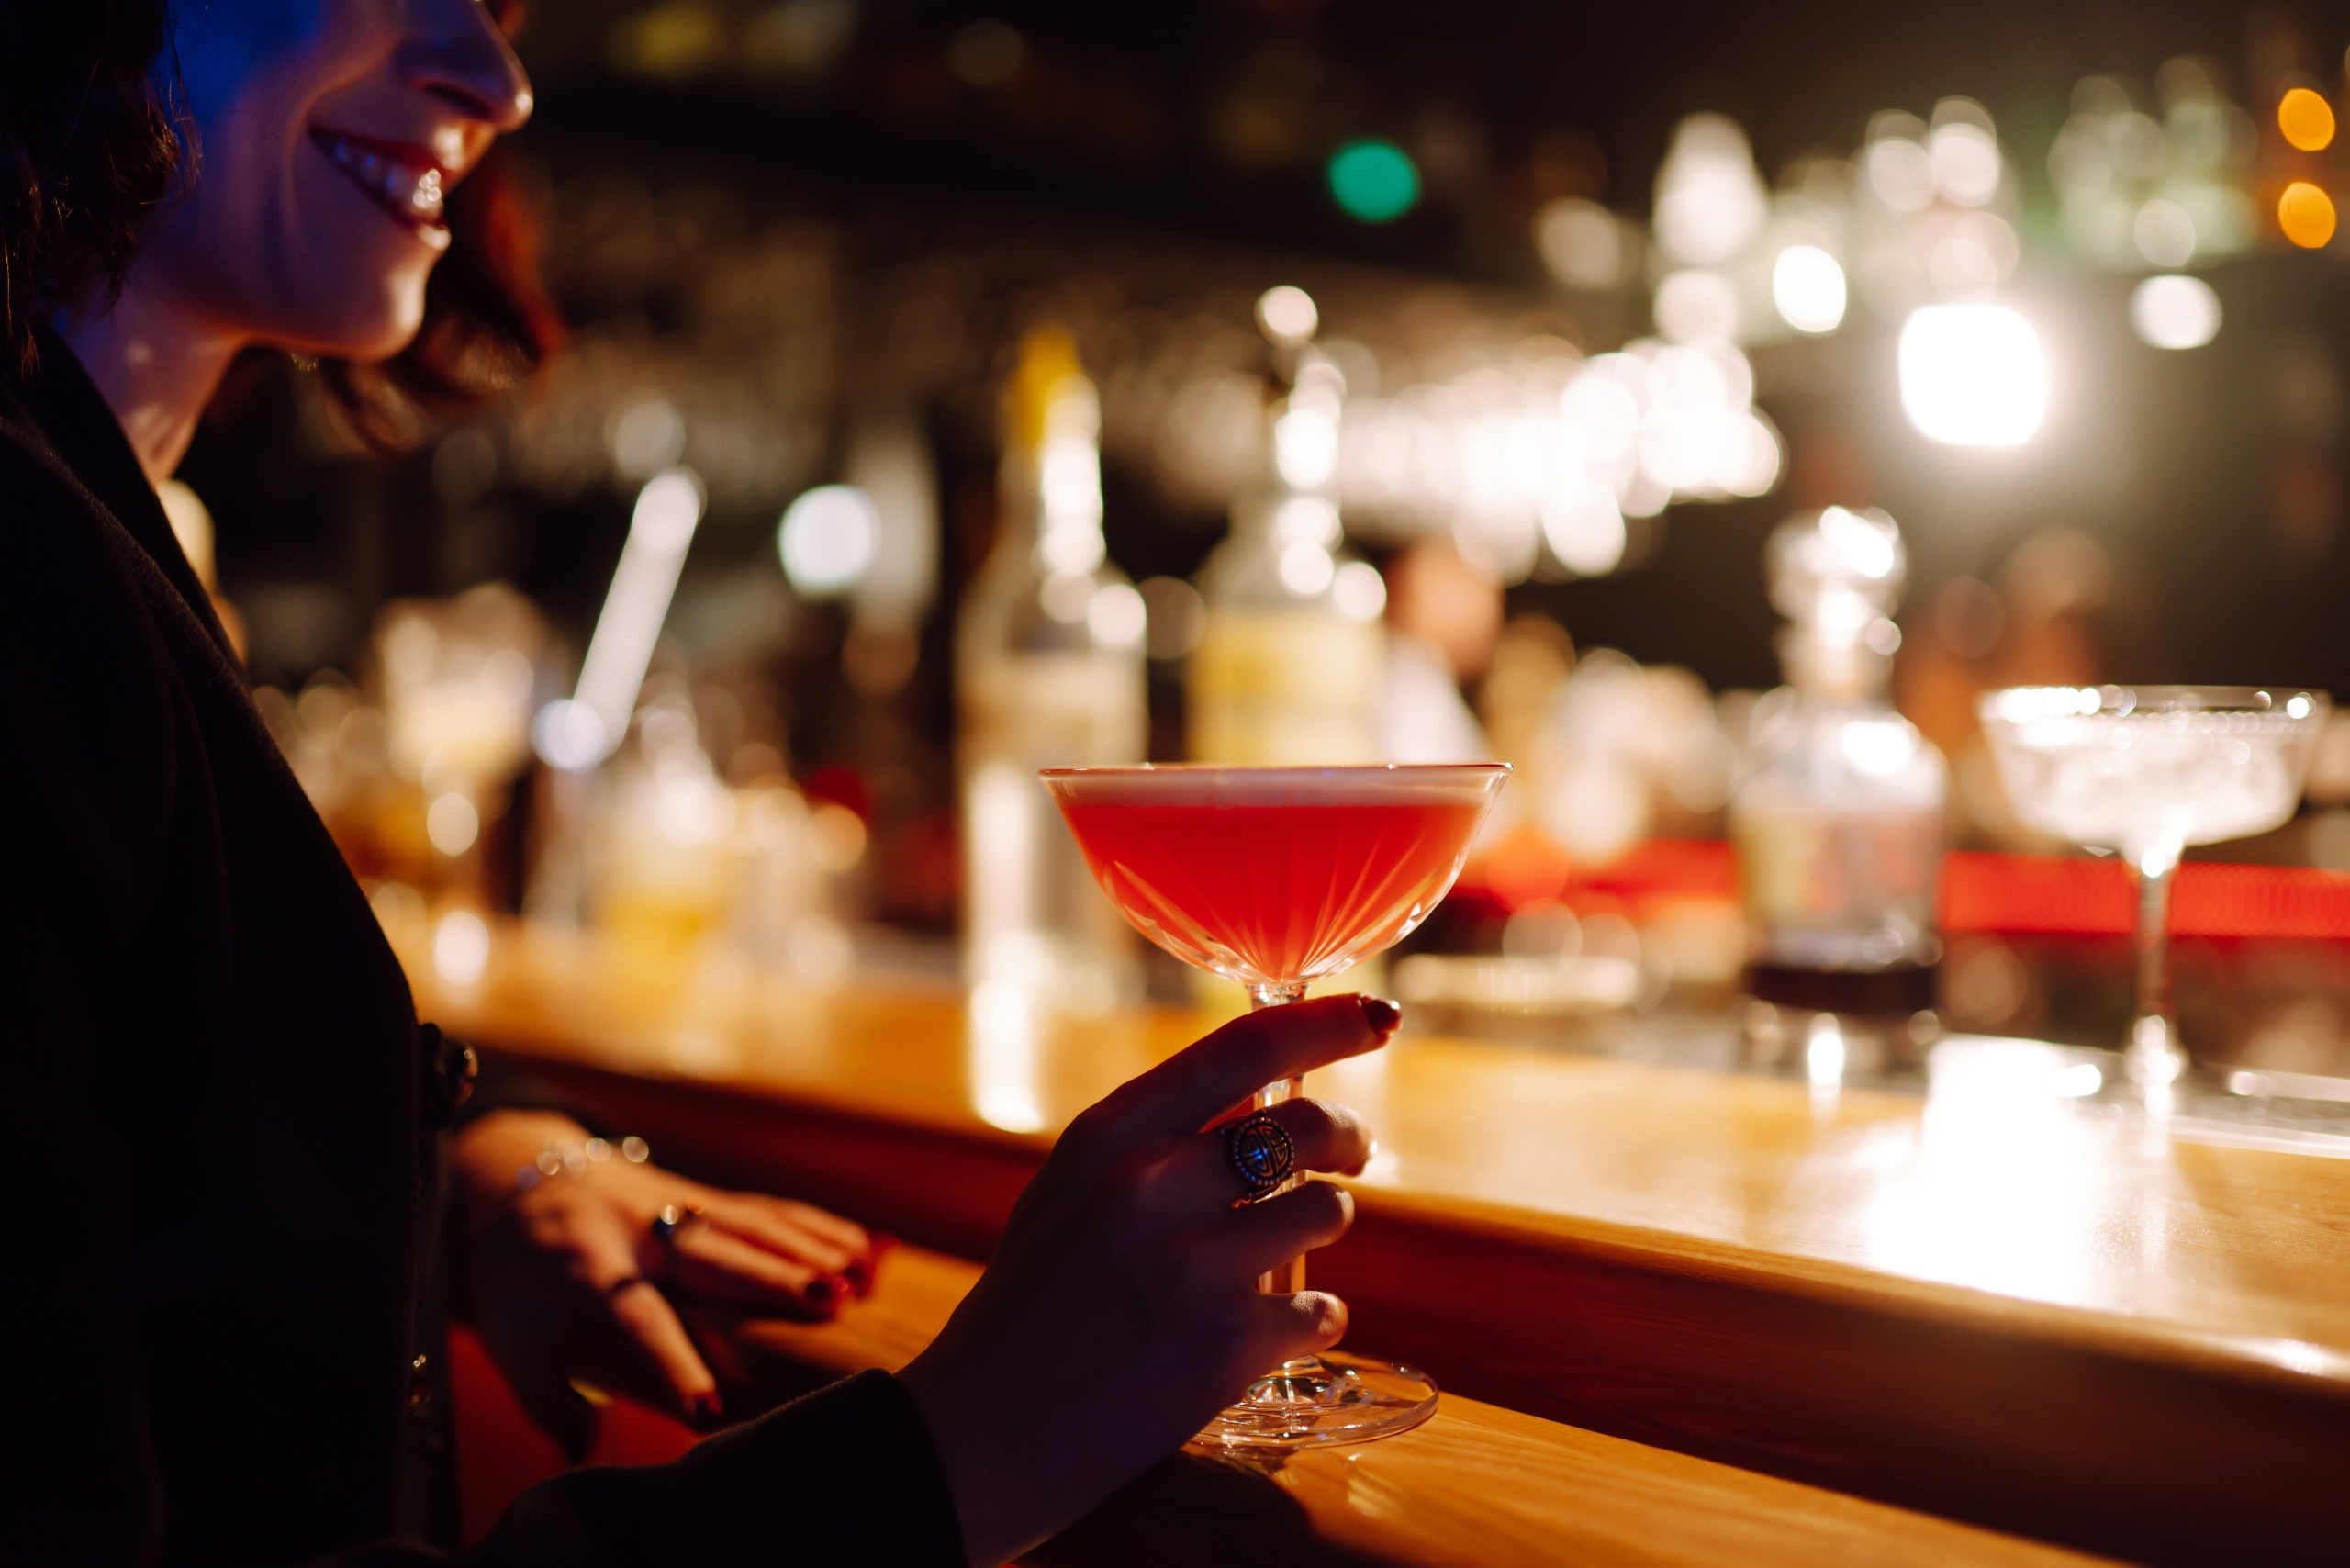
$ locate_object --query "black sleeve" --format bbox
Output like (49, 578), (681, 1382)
(456, 1372), (967, 1568)
(268, 1373), (967, 1568)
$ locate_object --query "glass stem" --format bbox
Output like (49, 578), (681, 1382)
(2127, 839), (2185, 1086)
(1245, 983), (1310, 1298)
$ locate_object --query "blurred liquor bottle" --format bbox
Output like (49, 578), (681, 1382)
(957, 329), (1147, 1014)
(1188, 353), (1385, 763)
(1730, 507), (1948, 1081)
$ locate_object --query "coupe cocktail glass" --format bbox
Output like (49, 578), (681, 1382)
(1979, 686), (2329, 1090)
(1041, 762), (1508, 1448)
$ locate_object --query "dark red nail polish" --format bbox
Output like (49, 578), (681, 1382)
(807, 1275), (839, 1305)
(690, 1391), (722, 1426)
(1361, 996), (1402, 1033)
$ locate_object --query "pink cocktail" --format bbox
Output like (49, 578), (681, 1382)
(1042, 763), (1507, 1448)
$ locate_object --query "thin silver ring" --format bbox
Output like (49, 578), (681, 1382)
(1224, 1113), (1295, 1201)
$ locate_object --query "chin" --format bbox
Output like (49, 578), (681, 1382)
(281, 243), (435, 364)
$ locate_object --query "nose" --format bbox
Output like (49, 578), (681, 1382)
(401, 0), (535, 134)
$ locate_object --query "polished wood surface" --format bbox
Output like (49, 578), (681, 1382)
(739, 1244), (2115, 1568)
(410, 922), (2350, 1564)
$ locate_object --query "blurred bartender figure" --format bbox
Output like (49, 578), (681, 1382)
(1379, 535), (1501, 762)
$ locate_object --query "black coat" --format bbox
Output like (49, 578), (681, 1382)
(3, 329), (962, 1567)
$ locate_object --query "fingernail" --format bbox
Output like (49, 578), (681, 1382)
(807, 1275), (840, 1305)
(1361, 996), (1402, 1034)
(689, 1391), (723, 1426)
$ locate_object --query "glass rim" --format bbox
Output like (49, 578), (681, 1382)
(1037, 761), (1512, 778)
(1978, 684), (2330, 721)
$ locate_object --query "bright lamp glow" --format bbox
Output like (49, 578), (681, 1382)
(2130, 274), (2221, 350)
(779, 484), (880, 594)
(1772, 245), (1847, 333)
(1897, 304), (2046, 448)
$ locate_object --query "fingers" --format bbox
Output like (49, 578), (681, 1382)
(1248, 1288), (1350, 1369)
(1218, 1179), (1356, 1279)
(1094, 994), (1402, 1139)
(702, 1194), (866, 1280)
(666, 1225), (845, 1317)
(563, 1202), (723, 1423)
(605, 1277), (723, 1425)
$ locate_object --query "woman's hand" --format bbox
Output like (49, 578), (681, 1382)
(898, 993), (1397, 1567)
(451, 1108), (884, 1458)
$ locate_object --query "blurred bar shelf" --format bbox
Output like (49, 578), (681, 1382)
(1453, 834), (2350, 940)
(405, 919), (2350, 1567)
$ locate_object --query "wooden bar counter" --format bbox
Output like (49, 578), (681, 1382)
(407, 922), (2350, 1566)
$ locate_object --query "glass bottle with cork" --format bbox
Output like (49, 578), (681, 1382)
(1730, 506), (1947, 1081)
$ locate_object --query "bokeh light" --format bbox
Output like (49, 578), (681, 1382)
(2278, 87), (2335, 152)
(1332, 560), (1387, 622)
(1534, 198), (1628, 288)
(1652, 115), (1767, 264)
(1326, 140), (1421, 223)
(2278, 181), (2337, 249)
(1929, 121), (2002, 207)
(1772, 245), (1848, 333)
(433, 911), (491, 987)
(2132, 199), (2197, 268)
(1084, 581), (1147, 647)
(1897, 303), (2047, 447)
(1255, 285), (1319, 342)
(426, 792), (480, 857)
(2129, 274), (2222, 350)
(779, 484), (881, 594)
(1653, 269), (1739, 342)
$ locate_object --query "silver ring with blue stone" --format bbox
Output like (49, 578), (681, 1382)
(1225, 1113), (1295, 1201)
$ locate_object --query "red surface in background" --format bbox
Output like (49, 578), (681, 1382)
(446, 1323), (703, 1547)
(1456, 836), (2350, 941)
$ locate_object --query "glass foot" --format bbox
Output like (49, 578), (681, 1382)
(1186, 1350), (1438, 1452)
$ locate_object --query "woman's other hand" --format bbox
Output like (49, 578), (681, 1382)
(898, 993), (1397, 1568)
(451, 1109), (885, 1458)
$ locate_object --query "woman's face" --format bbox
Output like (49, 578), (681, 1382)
(143, 0), (532, 361)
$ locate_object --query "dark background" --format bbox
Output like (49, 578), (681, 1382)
(188, 1), (2350, 712)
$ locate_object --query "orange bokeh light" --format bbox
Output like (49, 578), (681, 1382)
(2278, 182), (2338, 248)
(2279, 87), (2336, 152)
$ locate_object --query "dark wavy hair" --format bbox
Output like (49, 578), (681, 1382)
(0, 0), (558, 447)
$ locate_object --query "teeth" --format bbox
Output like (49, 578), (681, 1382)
(319, 133), (445, 225)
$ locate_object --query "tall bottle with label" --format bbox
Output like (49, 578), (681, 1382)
(1188, 351), (1386, 764)
(1729, 506), (1947, 1080)
(957, 329), (1147, 1014)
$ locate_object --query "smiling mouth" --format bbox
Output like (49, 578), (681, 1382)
(312, 130), (452, 250)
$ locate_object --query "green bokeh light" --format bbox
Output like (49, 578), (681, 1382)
(1326, 140), (1420, 223)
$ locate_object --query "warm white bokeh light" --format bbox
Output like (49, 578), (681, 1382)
(2129, 274), (2221, 350)
(426, 792), (480, 857)
(1929, 122), (2002, 206)
(1897, 304), (2047, 447)
(432, 911), (491, 987)
(779, 484), (881, 594)
(1772, 245), (1848, 333)
(1255, 285), (1319, 343)
(1084, 581), (1147, 646)
(2132, 199), (2197, 268)
(1652, 269), (1739, 342)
